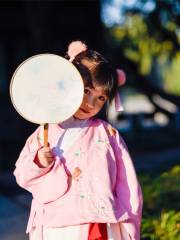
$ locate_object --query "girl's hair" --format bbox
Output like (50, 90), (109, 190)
(65, 48), (118, 104)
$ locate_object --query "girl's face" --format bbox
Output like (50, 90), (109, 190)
(74, 85), (108, 120)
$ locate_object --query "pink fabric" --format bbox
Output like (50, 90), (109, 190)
(14, 118), (143, 240)
(115, 92), (124, 112)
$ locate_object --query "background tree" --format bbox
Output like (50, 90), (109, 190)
(102, 0), (180, 109)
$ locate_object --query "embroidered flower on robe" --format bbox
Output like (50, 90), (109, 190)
(74, 148), (85, 157)
(79, 190), (92, 200)
(72, 167), (82, 181)
(96, 139), (110, 147)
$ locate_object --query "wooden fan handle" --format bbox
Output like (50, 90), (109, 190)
(44, 123), (49, 147)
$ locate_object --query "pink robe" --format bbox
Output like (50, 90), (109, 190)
(14, 118), (143, 239)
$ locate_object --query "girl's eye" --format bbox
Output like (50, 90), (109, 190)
(84, 88), (90, 94)
(98, 96), (106, 102)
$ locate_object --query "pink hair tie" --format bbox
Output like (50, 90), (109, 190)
(114, 69), (126, 112)
(67, 41), (87, 62)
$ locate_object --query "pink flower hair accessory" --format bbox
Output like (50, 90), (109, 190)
(115, 69), (126, 112)
(68, 41), (87, 62)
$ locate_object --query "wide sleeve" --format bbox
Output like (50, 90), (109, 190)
(13, 126), (69, 204)
(112, 130), (143, 240)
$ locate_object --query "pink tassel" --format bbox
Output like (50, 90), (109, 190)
(115, 92), (124, 112)
(114, 69), (126, 111)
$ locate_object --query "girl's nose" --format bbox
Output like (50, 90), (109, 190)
(86, 102), (94, 109)
(86, 96), (94, 109)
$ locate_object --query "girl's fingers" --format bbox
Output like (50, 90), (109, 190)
(36, 147), (55, 168)
(40, 155), (54, 160)
(38, 147), (55, 160)
(38, 155), (54, 167)
(44, 157), (54, 164)
(41, 147), (51, 153)
(39, 154), (55, 162)
(42, 152), (54, 158)
(39, 147), (53, 155)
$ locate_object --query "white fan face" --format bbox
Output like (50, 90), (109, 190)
(10, 54), (84, 124)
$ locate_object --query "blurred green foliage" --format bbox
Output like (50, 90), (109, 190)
(103, 0), (180, 95)
(110, 14), (175, 73)
(139, 165), (180, 239)
(164, 52), (180, 95)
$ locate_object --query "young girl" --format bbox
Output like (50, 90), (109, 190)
(14, 41), (143, 240)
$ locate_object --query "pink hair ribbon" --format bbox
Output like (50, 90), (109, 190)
(114, 69), (126, 112)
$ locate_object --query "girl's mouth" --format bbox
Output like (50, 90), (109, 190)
(80, 108), (90, 114)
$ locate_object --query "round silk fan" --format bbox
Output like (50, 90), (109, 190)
(10, 54), (84, 146)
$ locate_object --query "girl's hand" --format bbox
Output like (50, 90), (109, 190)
(36, 146), (55, 168)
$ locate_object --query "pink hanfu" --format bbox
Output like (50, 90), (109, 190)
(14, 118), (143, 239)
